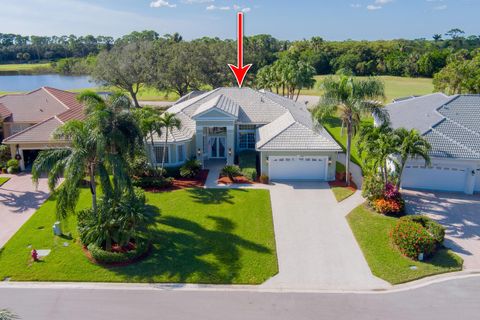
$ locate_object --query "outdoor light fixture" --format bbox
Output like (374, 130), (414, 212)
(328, 156), (332, 165)
(197, 148), (202, 156)
(15, 144), (22, 161)
(228, 148), (232, 156)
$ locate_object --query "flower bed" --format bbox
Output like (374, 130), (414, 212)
(140, 169), (209, 192)
(390, 218), (437, 260)
(85, 239), (151, 266)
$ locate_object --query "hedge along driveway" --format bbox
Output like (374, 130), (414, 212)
(0, 188), (278, 284)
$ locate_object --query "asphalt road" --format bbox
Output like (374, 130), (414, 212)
(1, 277), (479, 320)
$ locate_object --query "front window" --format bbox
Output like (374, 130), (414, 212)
(154, 146), (169, 164)
(239, 132), (256, 149)
(207, 127), (226, 135)
(177, 144), (185, 162)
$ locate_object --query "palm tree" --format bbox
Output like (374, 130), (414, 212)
(312, 76), (389, 185)
(158, 112), (181, 170)
(394, 128), (431, 188)
(0, 309), (19, 320)
(32, 120), (105, 218)
(133, 106), (163, 168)
(357, 124), (398, 185)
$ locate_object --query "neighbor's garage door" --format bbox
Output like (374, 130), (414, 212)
(269, 156), (327, 181)
(401, 165), (467, 192)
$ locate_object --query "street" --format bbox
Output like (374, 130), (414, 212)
(1, 277), (479, 320)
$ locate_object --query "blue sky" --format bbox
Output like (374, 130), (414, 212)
(2, 0), (480, 40)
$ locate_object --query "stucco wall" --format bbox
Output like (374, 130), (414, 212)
(260, 151), (338, 181)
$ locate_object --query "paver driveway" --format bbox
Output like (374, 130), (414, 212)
(0, 174), (50, 248)
(262, 181), (390, 290)
(404, 190), (480, 270)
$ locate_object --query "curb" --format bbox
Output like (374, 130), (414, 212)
(1, 270), (479, 295)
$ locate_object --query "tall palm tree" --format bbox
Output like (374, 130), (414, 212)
(32, 120), (105, 218)
(312, 76), (389, 185)
(133, 106), (163, 168)
(158, 112), (181, 170)
(394, 128), (431, 188)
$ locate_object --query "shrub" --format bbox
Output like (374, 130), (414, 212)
(238, 151), (257, 181)
(242, 168), (257, 181)
(390, 219), (436, 260)
(221, 165), (242, 181)
(384, 182), (401, 200)
(133, 176), (173, 189)
(6, 159), (19, 173)
(87, 238), (149, 264)
(402, 215), (445, 244)
(374, 198), (403, 215)
(362, 174), (384, 202)
(180, 159), (201, 178)
(259, 174), (269, 184)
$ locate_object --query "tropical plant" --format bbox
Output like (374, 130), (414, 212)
(180, 158), (202, 178)
(390, 219), (437, 260)
(157, 112), (181, 170)
(313, 76), (389, 185)
(133, 106), (163, 167)
(0, 309), (19, 320)
(221, 165), (242, 182)
(393, 128), (431, 188)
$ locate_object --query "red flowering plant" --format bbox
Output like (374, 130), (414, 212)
(390, 219), (436, 260)
(373, 182), (405, 215)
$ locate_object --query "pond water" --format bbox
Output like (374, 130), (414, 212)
(0, 74), (100, 92)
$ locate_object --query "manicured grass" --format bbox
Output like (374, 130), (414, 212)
(0, 188), (278, 284)
(330, 186), (355, 202)
(0, 177), (10, 186)
(347, 204), (463, 284)
(0, 63), (52, 73)
(301, 75), (434, 103)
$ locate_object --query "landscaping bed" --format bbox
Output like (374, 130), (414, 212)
(0, 188), (278, 284)
(329, 162), (357, 202)
(144, 169), (209, 192)
(347, 204), (463, 284)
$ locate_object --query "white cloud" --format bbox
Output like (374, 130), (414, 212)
(367, 5), (382, 10)
(242, 7), (251, 13)
(375, 0), (393, 4)
(206, 5), (230, 10)
(350, 4), (362, 8)
(182, 0), (213, 3)
(150, 0), (176, 8)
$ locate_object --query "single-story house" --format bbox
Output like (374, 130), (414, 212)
(151, 87), (342, 181)
(1, 87), (85, 170)
(384, 93), (480, 194)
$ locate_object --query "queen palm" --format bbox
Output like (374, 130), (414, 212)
(158, 112), (181, 170)
(312, 76), (389, 185)
(133, 106), (163, 168)
(394, 128), (431, 188)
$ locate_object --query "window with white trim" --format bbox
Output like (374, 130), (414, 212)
(239, 132), (256, 149)
(177, 144), (185, 162)
(154, 146), (169, 164)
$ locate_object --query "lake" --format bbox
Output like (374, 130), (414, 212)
(0, 74), (100, 92)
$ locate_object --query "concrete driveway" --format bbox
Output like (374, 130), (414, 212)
(262, 181), (389, 290)
(404, 190), (480, 270)
(0, 173), (50, 248)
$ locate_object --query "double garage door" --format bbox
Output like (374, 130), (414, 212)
(268, 156), (328, 181)
(401, 165), (467, 193)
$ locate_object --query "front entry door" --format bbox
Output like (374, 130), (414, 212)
(209, 137), (226, 158)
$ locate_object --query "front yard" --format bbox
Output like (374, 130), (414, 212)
(0, 188), (278, 284)
(0, 177), (10, 186)
(347, 204), (463, 284)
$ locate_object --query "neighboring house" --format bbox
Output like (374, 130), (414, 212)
(152, 87), (342, 181)
(384, 93), (480, 194)
(1, 87), (85, 170)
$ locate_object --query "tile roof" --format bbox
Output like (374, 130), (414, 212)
(3, 116), (64, 143)
(162, 87), (341, 152)
(0, 102), (12, 120)
(387, 94), (480, 159)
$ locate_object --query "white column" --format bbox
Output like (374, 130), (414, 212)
(226, 125), (235, 165)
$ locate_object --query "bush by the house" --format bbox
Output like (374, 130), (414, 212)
(362, 174), (384, 202)
(133, 175), (173, 189)
(238, 151), (257, 181)
(6, 159), (19, 173)
(390, 219), (437, 260)
(87, 238), (150, 264)
(402, 215), (445, 245)
(369, 182), (405, 215)
(259, 174), (269, 184)
(180, 159), (201, 178)
(221, 165), (242, 182)
(374, 198), (403, 215)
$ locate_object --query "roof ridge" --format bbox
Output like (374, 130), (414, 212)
(42, 87), (73, 111)
(169, 88), (221, 114)
(256, 113), (296, 149)
(3, 116), (59, 143)
(430, 127), (480, 158)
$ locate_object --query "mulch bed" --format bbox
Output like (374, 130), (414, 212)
(144, 169), (209, 193)
(328, 179), (358, 192)
(217, 175), (255, 185)
(81, 243), (152, 267)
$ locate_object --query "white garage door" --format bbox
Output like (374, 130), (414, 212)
(401, 165), (467, 192)
(269, 156), (327, 181)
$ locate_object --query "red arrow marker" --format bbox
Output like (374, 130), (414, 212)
(228, 12), (252, 88)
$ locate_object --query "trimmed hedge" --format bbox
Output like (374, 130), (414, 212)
(87, 239), (150, 264)
(133, 176), (174, 189)
(238, 151), (257, 181)
(390, 219), (436, 260)
(402, 215), (445, 244)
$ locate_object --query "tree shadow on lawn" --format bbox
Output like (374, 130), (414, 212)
(426, 247), (464, 269)
(186, 188), (246, 205)
(108, 213), (272, 284)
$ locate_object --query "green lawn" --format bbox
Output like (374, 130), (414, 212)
(347, 204), (463, 284)
(0, 177), (10, 186)
(301, 75), (434, 103)
(330, 186), (355, 202)
(0, 188), (278, 284)
(0, 63), (53, 73)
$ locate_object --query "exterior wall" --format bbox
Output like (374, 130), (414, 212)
(260, 151), (338, 181)
(194, 119), (236, 166)
(404, 157), (480, 194)
(3, 122), (36, 138)
(147, 140), (193, 168)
